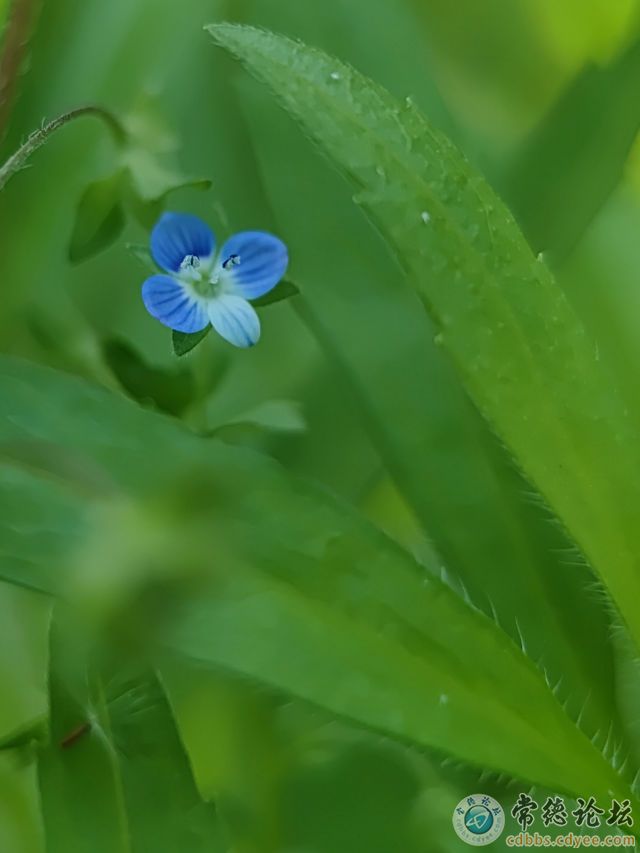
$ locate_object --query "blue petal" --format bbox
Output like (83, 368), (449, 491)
(220, 231), (288, 299)
(142, 275), (209, 333)
(150, 212), (215, 273)
(207, 294), (260, 348)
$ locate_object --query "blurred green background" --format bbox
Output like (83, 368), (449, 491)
(2, 0), (640, 850)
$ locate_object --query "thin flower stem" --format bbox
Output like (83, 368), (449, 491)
(0, 104), (127, 192)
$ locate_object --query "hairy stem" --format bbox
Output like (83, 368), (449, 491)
(0, 105), (126, 192)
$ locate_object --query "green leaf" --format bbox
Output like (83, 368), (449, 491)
(210, 399), (306, 435)
(166, 533), (626, 802)
(0, 462), (88, 595)
(37, 617), (223, 852)
(0, 586), (50, 748)
(207, 23), (640, 670)
(68, 171), (126, 264)
(102, 337), (196, 416)
(124, 148), (211, 228)
(0, 356), (631, 801)
(172, 327), (211, 358)
(124, 242), (156, 273)
(0, 748), (45, 853)
(117, 99), (212, 228)
(124, 149), (212, 202)
(38, 620), (131, 853)
(161, 667), (286, 852)
(162, 667), (474, 853)
(251, 278), (299, 307)
(241, 76), (620, 742)
(505, 36), (640, 261)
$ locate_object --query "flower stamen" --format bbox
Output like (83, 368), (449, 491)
(180, 254), (201, 271)
(222, 253), (241, 270)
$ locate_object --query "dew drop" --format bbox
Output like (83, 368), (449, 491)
(420, 211), (431, 224)
(439, 694), (449, 705)
(329, 71), (341, 82)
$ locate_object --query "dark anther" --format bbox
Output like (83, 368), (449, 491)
(222, 254), (241, 270)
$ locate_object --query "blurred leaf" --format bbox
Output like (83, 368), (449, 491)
(38, 619), (134, 853)
(283, 741), (444, 853)
(116, 95), (212, 227)
(37, 617), (223, 852)
(251, 278), (299, 307)
(404, 0), (565, 137)
(123, 145), (210, 202)
(0, 748), (44, 853)
(66, 108), (212, 260)
(0, 722), (46, 752)
(102, 337), (196, 416)
(0, 0), (41, 141)
(162, 667), (285, 853)
(105, 665), (225, 852)
(208, 24), (640, 671)
(0, 586), (50, 747)
(173, 327), (211, 358)
(505, 36), (640, 260)
(164, 666), (467, 853)
(68, 171), (126, 264)
(124, 147), (211, 228)
(0, 357), (632, 801)
(125, 242), (156, 273)
(0, 462), (88, 594)
(211, 399), (306, 434)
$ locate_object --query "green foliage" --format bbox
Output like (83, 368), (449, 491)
(69, 171), (127, 263)
(251, 278), (299, 307)
(67, 107), (212, 263)
(0, 355), (633, 804)
(172, 327), (211, 357)
(505, 35), (640, 260)
(2, 2), (640, 850)
(38, 620), (223, 852)
(102, 337), (197, 415)
(171, 326), (211, 358)
(208, 21), (640, 674)
(240, 66), (618, 743)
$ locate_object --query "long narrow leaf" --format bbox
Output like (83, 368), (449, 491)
(207, 23), (640, 663)
(0, 357), (631, 801)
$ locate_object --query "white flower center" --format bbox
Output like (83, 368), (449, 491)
(177, 252), (241, 300)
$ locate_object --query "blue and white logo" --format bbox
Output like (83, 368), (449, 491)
(452, 794), (505, 846)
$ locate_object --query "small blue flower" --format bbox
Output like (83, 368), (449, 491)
(141, 212), (289, 348)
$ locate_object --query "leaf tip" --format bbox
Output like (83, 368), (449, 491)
(205, 21), (267, 55)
